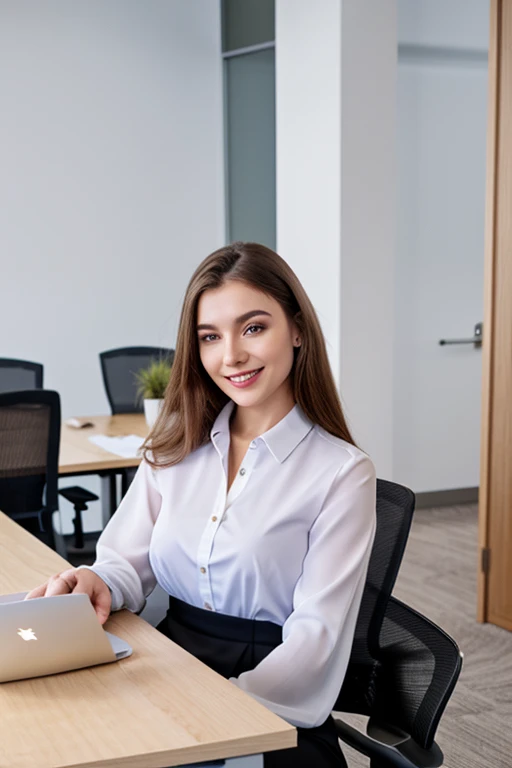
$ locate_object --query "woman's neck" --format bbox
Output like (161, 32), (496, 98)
(229, 388), (296, 442)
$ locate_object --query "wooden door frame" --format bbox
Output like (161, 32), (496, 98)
(478, 0), (504, 623)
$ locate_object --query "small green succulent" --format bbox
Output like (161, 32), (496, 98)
(135, 359), (172, 400)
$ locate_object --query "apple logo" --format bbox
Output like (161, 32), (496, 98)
(17, 628), (37, 641)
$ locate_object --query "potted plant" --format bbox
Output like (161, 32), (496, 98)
(135, 358), (172, 428)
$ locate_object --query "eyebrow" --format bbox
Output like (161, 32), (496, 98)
(197, 309), (271, 332)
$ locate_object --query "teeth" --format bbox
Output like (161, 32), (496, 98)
(230, 370), (260, 383)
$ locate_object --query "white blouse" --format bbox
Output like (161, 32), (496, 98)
(84, 402), (376, 728)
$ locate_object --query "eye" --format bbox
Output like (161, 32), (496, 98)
(199, 333), (219, 343)
(244, 324), (265, 336)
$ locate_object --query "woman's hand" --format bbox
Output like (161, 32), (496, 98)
(25, 568), (112, 625)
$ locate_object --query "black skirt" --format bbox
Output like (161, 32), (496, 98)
(157, 597), (347, 768)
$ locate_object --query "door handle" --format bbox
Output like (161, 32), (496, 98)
(439, 322), (483, 346)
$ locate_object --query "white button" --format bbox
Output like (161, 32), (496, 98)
(204, 602), (212, 611)
(239, 467), (246, 476)
(249, 441), (256, 449)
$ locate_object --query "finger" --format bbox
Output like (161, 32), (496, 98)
(45, 574), (76, 597)
(68, 574), (111, 624)
(92, 589), (112, 625)
(25, 582), (50, 600)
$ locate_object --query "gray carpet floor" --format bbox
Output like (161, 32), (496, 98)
(336, 504), (512, 768)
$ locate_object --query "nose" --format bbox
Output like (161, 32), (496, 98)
(223, 335), (249, 368)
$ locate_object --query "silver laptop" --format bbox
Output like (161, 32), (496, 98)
(0, 591), (132, 683)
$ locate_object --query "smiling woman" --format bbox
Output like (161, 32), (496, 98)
(28, 242), (376, 768)
(145, 241), (355, 469)
(198, 282), (297, 422)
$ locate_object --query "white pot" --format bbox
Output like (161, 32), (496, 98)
(143, 398), (164, 428)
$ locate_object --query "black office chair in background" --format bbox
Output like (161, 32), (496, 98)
(0, 361), (100, 556)
(0, 357), (43, 391)
(0, 390), (61, 550)
(99, 346), (175, 498)
(100, 346), (175, 415)
(0, 388), (98, 559)
(334, 479), (463, 767)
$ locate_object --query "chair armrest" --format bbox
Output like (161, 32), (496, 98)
(334, 716), (444, 768)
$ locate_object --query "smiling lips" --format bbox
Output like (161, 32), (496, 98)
(225, 368), (264, 388)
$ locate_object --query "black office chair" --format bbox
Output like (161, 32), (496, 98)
(99, 346), (175, 498)
(100, 346), (175, 415)
(0, 362), (99, 554)
(0, 390), (60, 550)
(0, 358), (43, 391)
(0, 390), (98, 557)
(333, 479), (463, 767)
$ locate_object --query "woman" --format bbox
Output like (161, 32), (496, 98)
(28, 242), (376, 767)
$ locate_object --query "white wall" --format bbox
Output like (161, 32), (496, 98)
(0, 0), (224, 532)
(339, 1), (396, 479)
(0, 0), (224, 419)
(276, 0), (396, 478)
(275, 1), (342, 383)
(398, 0), (489, 51)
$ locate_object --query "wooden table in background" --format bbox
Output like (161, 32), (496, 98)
(59, 414), (149, 525)
(59, 413), (148, 474)
(0, 512), (296, 768)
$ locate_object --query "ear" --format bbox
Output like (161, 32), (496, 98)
(291, 313), (302, 348)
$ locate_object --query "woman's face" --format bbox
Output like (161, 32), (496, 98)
(197, 280), (300, 411)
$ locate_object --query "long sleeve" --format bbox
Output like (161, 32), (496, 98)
(230, 452), (376, 728)
(79, 459), (162, 613)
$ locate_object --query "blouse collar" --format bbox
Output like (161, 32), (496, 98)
(211, 401), (314, 464)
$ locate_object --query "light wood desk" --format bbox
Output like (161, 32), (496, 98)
(59, 414), (148, 475)
(59, 414), (148, 525)
(0, 512), (296, 768)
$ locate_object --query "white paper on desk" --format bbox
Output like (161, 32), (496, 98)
(88, 434), (145, 458)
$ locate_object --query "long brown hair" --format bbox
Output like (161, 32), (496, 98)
(144, 242), (355, 467)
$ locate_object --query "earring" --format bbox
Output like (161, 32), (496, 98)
(295, 338), (301, 347)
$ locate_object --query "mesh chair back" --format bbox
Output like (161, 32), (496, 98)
(0, 358), (43, 392)
(0, 390), (60, 544)
(375, 596), (462, 750)
(335, 479), (415, 712)
(100, 347), (175, 414)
